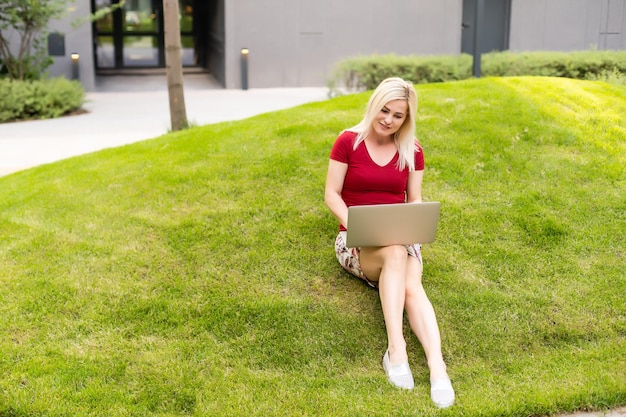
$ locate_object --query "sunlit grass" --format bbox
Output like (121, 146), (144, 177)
(0, 77), (624, 416)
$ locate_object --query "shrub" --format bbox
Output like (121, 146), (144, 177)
(481, 50), (626, 79)
(332, 50), (626, 91)
(585, 68), (626, 85)
(333, 54), (472, 91)
(0, 77), (85, 123)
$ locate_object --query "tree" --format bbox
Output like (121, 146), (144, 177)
(0, 0), (69, 80)
(163, 0), (188, 131)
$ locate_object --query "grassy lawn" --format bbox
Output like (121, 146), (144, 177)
(0, 76), (624, 416)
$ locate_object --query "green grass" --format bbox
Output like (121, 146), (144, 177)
(0, 77), (624, 416)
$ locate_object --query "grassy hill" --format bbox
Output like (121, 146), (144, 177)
(0, 77), (624, 417)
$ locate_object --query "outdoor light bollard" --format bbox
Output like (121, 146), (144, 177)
(240, 48), (249, 90)
(71, 53), (80, 80)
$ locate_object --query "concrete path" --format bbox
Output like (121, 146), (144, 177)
(559, 407), (626, 417)
(0, 74), (328, 176)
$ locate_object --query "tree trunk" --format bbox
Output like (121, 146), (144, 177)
(163, 0), (188, 131)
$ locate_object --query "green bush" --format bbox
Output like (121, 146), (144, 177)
(586, 67), (626, 85)
(332, 50), (626, 90)
(333, 54), (472, 90)
(0, 77), (85, 123)
(482, 50), (626, 78)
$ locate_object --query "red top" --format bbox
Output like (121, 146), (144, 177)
(330, 130), (425, 230)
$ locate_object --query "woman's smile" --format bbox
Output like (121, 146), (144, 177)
(372, 99), (408, 139)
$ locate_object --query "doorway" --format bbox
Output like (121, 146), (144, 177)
(461, 0), (511, 55)
(92, 0), (199, 70)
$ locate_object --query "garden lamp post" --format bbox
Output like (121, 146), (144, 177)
(472, 0), (484, 78)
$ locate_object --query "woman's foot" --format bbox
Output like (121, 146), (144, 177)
(382, 350), (414, 389)
(430, 378), (454, 408)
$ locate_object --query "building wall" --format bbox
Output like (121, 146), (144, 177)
(223, 0), (463, 88)
(509, 0), (626, 51)
(36, 0), (626, 89)
(48, 0), (96, 91)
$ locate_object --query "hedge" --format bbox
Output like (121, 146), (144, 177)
(0, 78), (85, 123)
(331, 50), (626, 91)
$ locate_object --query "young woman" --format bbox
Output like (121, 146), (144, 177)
(324, 77), (454, 408)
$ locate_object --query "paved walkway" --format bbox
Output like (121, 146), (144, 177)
(559, 408), (626, 417)
(0, 74), (328, 176)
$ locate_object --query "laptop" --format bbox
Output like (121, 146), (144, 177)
(345, 202), (441, 247)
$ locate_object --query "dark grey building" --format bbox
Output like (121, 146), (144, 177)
(42, 0), (626, 91)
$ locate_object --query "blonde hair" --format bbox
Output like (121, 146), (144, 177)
(348, 77), (419, 171)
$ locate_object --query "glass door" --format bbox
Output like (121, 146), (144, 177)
(121, 0), (163, 67)
(93, 0), (117, 68)
(93, 0), (196, 69)
(179, 0), (195, 66)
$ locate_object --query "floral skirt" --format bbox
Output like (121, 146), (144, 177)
(334, 231), (422, 288)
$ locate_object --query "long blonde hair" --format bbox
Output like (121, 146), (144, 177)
(348, 77), (419, 171)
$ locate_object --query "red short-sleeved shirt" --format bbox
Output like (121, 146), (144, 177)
(330, 130), (425, 230)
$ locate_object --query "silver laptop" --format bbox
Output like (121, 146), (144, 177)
(345, 202), (441, 247)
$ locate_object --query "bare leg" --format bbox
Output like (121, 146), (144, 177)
(403, 255), (449, 380)
(360, 245), (410, 365)
(361, 246), (453, 405)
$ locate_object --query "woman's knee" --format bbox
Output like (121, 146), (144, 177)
(361, 245), (407, 268)
(360, 245), (408, 281)
(381, 245), (409, 263)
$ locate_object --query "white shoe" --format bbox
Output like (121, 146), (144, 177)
(382, 350), (414, 390)
(430, 378), (455, 408)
